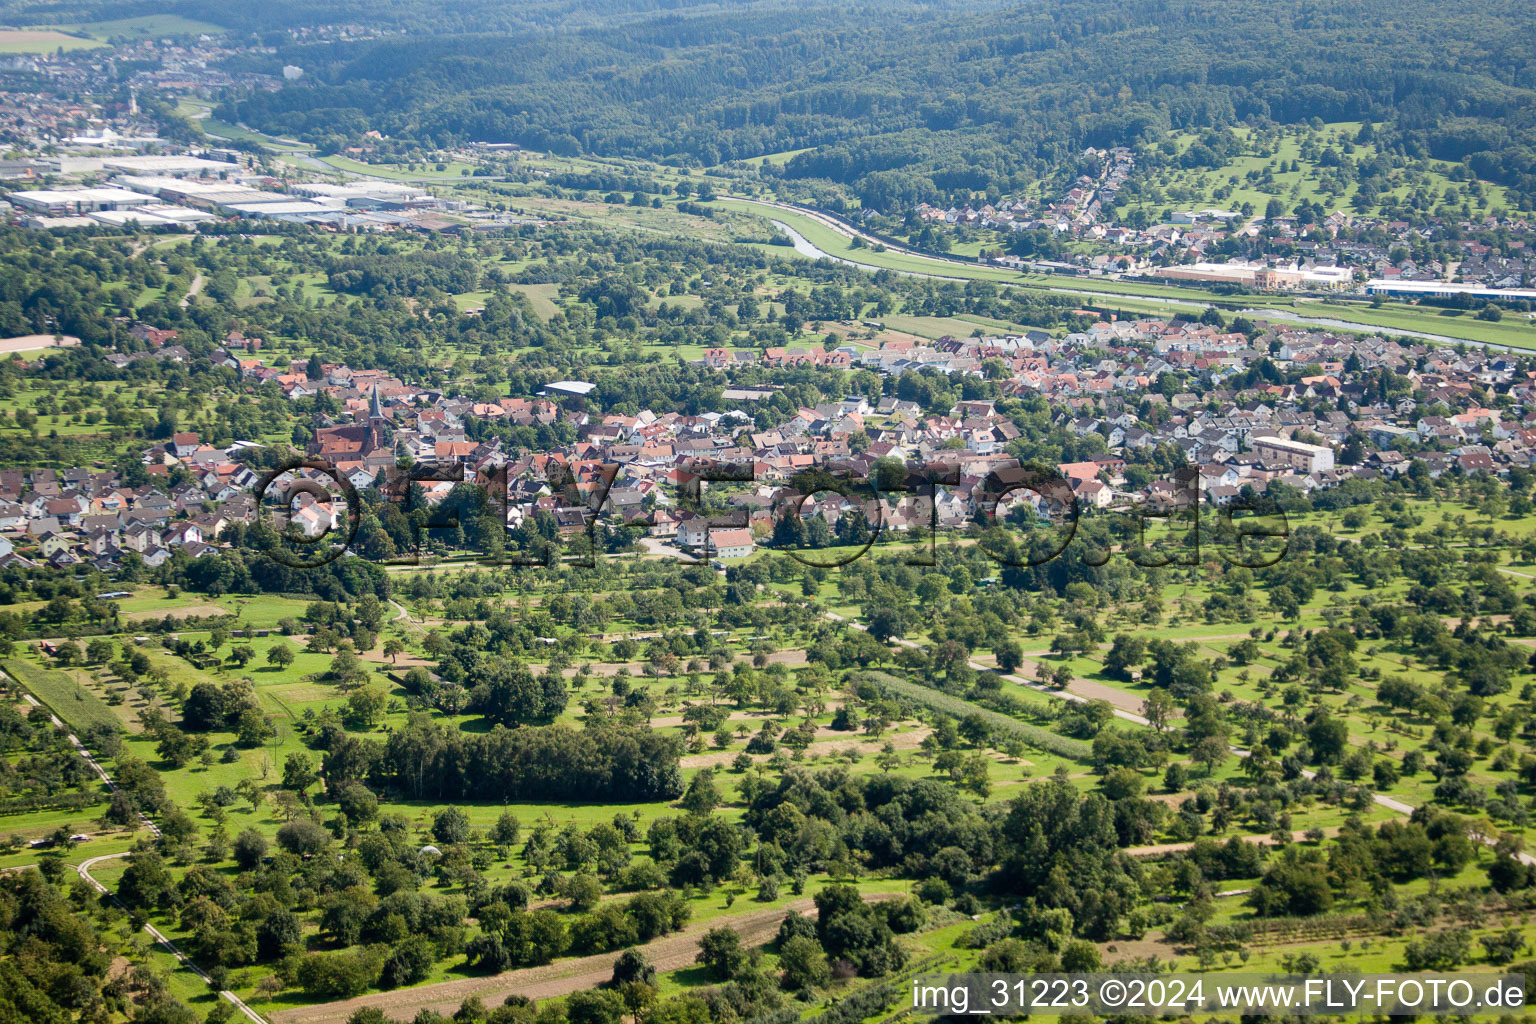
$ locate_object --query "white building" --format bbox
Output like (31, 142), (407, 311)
(7, 187), (154, 216)
(704, 528), (755, 560)
(1253, 436), (1334, 473)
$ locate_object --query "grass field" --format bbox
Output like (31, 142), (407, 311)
(747, 146), (814, 168)
(509, 282), (562, 319)
(1284, 299), (1536, 351)
(67, 14), (225, 39)
(4, 15), (222, 53)
(319, 155), (479, 182)
(1139, 121), (1519, 220)
(2, 658), (119, 734)
(881, 313), (1045, 340)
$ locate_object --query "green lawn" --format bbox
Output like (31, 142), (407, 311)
(67, 14), (225, 39)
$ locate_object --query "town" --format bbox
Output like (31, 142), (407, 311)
(0, 312), (1524, 575)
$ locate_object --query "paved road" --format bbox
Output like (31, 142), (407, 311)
(3, 667), (268, 1023)
(75, 853), (268, 1024)
(13, 689), (161, 840)
(744, 197), (1517, 350)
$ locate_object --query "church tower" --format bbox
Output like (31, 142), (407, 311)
(367, 385), (388, 452)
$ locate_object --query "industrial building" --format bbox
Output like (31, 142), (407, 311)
(1364, 279), (1536, 303)
(1158, 261), (1355, 291)
(100, 154), (237, 175)
(6, 187), (155, 216)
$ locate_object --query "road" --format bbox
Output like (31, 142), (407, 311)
(2, 667), (268, 1023)
(74, 853), (264, 1024)
(742, 197), (1514, 349)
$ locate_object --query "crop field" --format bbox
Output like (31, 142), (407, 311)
(0, 28), (102, 53)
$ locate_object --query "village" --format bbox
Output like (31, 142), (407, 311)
(0, 310), (1529, 574)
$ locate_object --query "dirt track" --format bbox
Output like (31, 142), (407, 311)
(272, 893), (898, 1024)
(678, 724), (931, 769)
(0, 334), (80, 353)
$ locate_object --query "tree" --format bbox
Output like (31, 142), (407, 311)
(283, 752), (319, 795)
(696, 926), (745, 981)
(491, 810), (521, 847)
(779, 935), (831, 991)
(345, 687), (387, 730)
(1103, 634), (1146, 681)
(233, 828), (268, 869)
(1060, 940), (1102, 972)
(1480, 929), (1525, 965)
(334, 781), (379, 827)
(383, 639), (406, 665)
(329, 650), (367, 688)
(611, 947), (656, 987)
(182, 683), (225, 732)
(1305, 711), (1350, 764)
(380, 936), (435, 988)
(266, 642), (296, 670)
(1250, 848), (1333, 916)
(1403, 929), (1470, 971)
(566, 990), (625, 1024)
(679, 769), (720, 815)
(156, 727), (205, 768)
(564, 872), (603, 912)
(1193, 736), (1229, 776)
(993, 639), (1023, 674)
(257, 908), (303, 960)
(433, 806), (471, 845)
(467, 661), (566, 727)
(813, 883), (904, 977)
(276, 818), (331, 857)
(1140, 688), (1175, 732)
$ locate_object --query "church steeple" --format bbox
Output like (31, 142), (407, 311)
(366, 385), (387, 453)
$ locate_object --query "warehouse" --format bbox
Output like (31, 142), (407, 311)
(100, 154), (237, 176)
(114, 176), (274, 207)
(85, 206), (215, 229)
(1364, 279), (1536, 303)
(6, 187), (155, 216)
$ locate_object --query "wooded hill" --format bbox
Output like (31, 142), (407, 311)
(214, 0), (1536, 208)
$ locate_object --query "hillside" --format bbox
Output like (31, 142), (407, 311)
(215, 0), (1536, 210)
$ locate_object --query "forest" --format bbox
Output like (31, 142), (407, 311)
(209, 0), (1536, 210)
